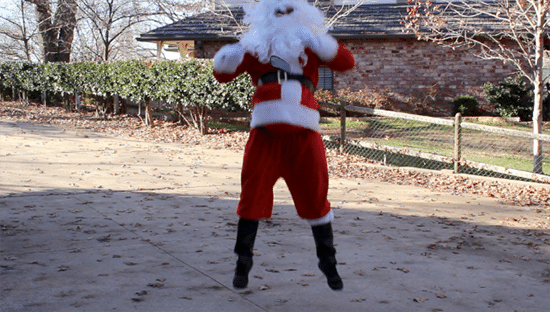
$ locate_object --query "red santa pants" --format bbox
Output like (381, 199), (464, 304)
(237, 128), (331, 220)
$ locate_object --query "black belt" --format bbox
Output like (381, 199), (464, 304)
(259, 71), (315, 93)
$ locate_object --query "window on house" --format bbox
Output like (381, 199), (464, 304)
(317, 66), (333, 90)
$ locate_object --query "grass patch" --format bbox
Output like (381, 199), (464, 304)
(462, 152), (550, 173)
(320, 118), (370, 129)
(464, 119), (550, 134)
(323, 116), (549, 179)
(209, 121), (249, 131)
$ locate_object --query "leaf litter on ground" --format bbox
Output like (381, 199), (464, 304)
(1, 101), (549, 211)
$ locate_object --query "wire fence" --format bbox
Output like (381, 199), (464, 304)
(319, 102), (550, 184)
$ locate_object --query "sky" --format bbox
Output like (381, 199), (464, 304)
(0, 0), (15, 16)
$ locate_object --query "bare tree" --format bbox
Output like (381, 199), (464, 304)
(0, 0), (42, 61)
(25, 0), (78, 63)
(74, 0), (212, 61)
(404, 0), (549, 174)
(148, 0), (210, 23)
(72, 21), (156, 60)
(76, 0), (154, 61)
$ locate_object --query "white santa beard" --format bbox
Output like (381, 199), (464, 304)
(241, 23), (308, 73)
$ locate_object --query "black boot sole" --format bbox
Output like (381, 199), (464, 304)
(233, 256), (253, 289)
(319, 262), (343, 291)
(233, 274), (249, 289)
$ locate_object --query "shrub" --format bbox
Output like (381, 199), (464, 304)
(0, 59), (254, 133)
(483, 75), (533, 121)
(452, 95), (479, 116)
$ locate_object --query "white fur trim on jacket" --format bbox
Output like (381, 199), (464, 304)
(213, 43), (246, 74)
(250, 101), (321, 131)
(307, 210), (334, 226)
(251, 79), (321, 131)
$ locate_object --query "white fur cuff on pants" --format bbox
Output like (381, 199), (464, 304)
(307, 210), (334, 226)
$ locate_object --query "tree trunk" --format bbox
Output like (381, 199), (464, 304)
(532, 17), (545, 174)
(532, 81), (544, 174)
(26, 0), (77, 63)
(179, 104), (209, 135)
(55, 0), (77, 62)
(145, 99), (154, 127)
(196, 104), (209, 135)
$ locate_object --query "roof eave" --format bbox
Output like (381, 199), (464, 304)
(136, 35), (239, 42)
(136, 32), (418, 43)
(332, 33), (417, 39)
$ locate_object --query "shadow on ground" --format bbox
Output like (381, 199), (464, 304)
(1, 187), (549, 312)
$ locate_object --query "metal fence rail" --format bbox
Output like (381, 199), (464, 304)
(319, 102), (550, 184)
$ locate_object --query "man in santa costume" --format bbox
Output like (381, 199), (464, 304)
(213, 0), (355, 291)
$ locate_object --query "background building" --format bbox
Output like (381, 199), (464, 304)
(138, 2), (516, 114)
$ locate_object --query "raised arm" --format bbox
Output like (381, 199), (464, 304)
(213, 43), (247, 83)
(297, 28), (355, 72)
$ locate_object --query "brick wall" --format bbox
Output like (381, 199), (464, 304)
(201, 38), (516, 108)
(201, 41), (234, 59)
(338, 38), (515, 104)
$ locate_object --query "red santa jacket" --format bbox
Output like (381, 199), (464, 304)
(214, 44), (355, 133)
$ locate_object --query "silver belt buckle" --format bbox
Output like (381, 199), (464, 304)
(277, 70), (288, 85)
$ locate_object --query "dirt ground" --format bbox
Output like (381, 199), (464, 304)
(1, 104), (550, 311)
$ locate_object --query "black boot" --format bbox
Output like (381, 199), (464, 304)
(311, 222), (343, 291)
(233, 218), (259, 289)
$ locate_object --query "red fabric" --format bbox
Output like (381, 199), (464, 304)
(237, 128), (331, 220)
(213, 44), (355, 117)
(213, 42), (355, 221)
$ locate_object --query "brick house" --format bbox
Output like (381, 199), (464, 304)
(137, 2), (516, 114)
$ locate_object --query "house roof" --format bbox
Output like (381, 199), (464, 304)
(137, 3), (416, 43)
(137, 2), (509, 43)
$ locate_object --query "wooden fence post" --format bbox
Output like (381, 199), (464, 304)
(41, 91), (47, 106)
(75, 91), (81, 110)
(454, 112), (462, 173)
(340, 98), (346, 153)
(114, 94), (120, 114)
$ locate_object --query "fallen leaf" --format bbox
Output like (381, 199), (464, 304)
(5, 101), (550, 210)
(147, 282), (164, 288)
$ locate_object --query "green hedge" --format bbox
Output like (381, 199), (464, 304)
(0, 59), (254, 113)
